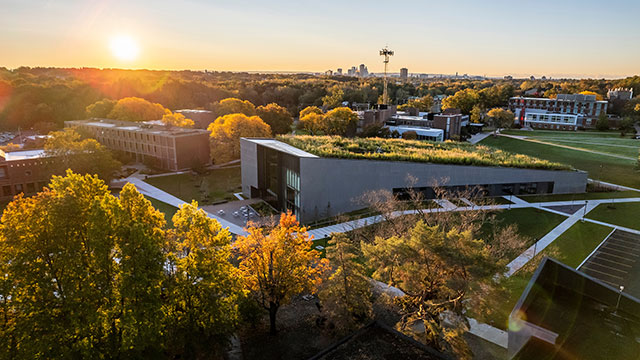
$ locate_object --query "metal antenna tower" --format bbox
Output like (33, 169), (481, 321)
(379, 46), (394, 105)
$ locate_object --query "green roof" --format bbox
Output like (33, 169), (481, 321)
(277, 135), (572, 171)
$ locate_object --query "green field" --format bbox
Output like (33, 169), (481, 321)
(145, 196), (179, 227)
(481, 136), (640, 189)
(476, 221), (612, 330)
(519, 190), (640, 203)
(479, 207), (566, 245)
(500, 129), (640, 158)
(587, 202), (640, 231)
(145, 167), (242, 204)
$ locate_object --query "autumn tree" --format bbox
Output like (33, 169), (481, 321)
(299, 112), (324, 135)
(0, 172), (167, 358)
(257, 103), (293, 134)
(208, 113), (271, 164)
(107, 97), (169, 121)
(162, 112), (194, 128)
(235, 212), (329, 334)
(322, 86), (345, 109)
(319, 233), (372, 329)
(45, 127), (121, 181)
(401, 130), (418, 140)
(399, 95), (434, 112)
(85, 98), (116, 118)
(486, 108), (514, 132)
(299, 105), (323, 118)
(323, 107), (359, 136)
(441, 88), (480, 114)
(164, 202), (243, 358)
(470, 104), (485, 123)
(210, 97), (256, 118)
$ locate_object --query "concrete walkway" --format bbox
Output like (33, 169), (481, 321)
(467, 318), (508, 348)
(588, 178), (640, 192)
(124, 177), (248, 236)
(468, 132), (492, 144)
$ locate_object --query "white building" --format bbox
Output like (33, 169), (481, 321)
(387, 125), (444, 142)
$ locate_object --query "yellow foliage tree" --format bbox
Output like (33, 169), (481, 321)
(299, 112), (324, 135)
(107, 97), (169, 121)
(210, 97), (256, 118)
(299, 105), (323, 118)
(162, 112), (194, 128)
(207, 113), (271, 164)
(235, 212), (329, 334)
(579, 90), (604, 101)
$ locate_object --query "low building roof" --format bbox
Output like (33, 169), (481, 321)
(387, 125), (443, 138)
(66, 119), (210, 137)
(1, 149), (48, 161)
(243, 138), (319, 158)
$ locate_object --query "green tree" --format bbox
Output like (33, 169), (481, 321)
(257, 103), (293, 135)
(441, 88), (480, 114)
(401, 130), (418, 140)
(0, 172), (166, 359)
(162, 112), (194, 128)
(210, 97), (256, 118)
(45, 127), (121, 182)
(85, 98), (116, 118)
(596, 112), (610, 131)
(208, 113), (271, 164)
(323, 107), (359, 136)
(486, 108), (514, 133)
(235, 212), (329, 334)
(164, 202), (243, 358)
(319, 233), (372, 329)
(107, 97), (169, 121)
(361, 221), (507, 358)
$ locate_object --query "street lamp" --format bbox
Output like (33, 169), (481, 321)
(616, 285), (625, 311)
(582, 200), (588, 222)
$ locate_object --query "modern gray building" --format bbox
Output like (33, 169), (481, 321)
(240, 138), (587, 223)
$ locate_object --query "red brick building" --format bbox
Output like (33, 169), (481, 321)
(0, 149), (55, 201)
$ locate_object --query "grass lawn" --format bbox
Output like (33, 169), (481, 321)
(145, 167), (241, 204)
(481, 136), (640, 189)
(475, 221), (612, 330)
(519, 190), (640, 203)
(479, 207), (566, 245)
(587, 202), (640, 231)
(144, 196), (179, 227)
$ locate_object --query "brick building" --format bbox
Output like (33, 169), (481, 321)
(66, 119), (211, 171)
(432, 109), (469, 140)
(0, 149), (54, 201)
(509, 93), (608, 130)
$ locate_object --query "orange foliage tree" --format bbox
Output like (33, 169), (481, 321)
(235, 212), (329, 334)
(207, 113), (271, 164)
(107, 97), (169, 121)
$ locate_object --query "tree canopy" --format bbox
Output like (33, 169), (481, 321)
(235, 212), (328, 334)
(256, 103), (293, 135)
(322, 107), (359, 136)
(208, 113), (271, 164)
(161, 112), (194, 128)
(106, 96), (170, 121)
(209, 97), (257, 118)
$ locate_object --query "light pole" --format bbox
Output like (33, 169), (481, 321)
(379, 47), (394, 105)
(616, 285), (625, 311)
(582, 200), (588, 222)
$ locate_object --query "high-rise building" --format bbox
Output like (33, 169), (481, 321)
(336, 68), (342, 75)
(347, 66), (357, 76)
(358, 64), (368, 77)
(400, 67), (408, 80)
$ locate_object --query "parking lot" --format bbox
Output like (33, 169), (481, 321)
(201, 198), (268, 227)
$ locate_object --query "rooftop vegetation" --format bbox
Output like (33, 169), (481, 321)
(278, 135), (572, 170)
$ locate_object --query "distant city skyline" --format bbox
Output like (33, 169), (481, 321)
(2, 0), (640, 79)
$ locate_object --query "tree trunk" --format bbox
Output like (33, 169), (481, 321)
(269, 303), (279, 335)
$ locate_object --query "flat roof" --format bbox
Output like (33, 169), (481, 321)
(2, 149), (48, 161)
(387, 125), (443, 137)
(67, 119), (210, 137)
(243, 138), (319, 158)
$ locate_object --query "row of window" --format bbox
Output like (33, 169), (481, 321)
(98, 136), (176, 159)
(1, 181), (47, 197)
(526, 114), (576, 123)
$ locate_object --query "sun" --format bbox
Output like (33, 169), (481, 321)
(110, 35), (139, 62)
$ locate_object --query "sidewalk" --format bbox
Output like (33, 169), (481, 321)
(124, 177), (248, 236)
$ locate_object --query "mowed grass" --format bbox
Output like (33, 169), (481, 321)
(476, 221), (612, 330)
(587, 202), (640, 231)
(481, 135), (640, 189)
(145, 167), (242, 204)
(479, 207), (566, 245)
(519, 190), (640, 203)
(501, 129), (640, 159)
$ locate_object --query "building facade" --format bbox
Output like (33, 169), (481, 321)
(0, 149), (55, 201)
(509, 93), (608, 130)
(174, 109), (216, 129)
(241, 138), (587, 223)
(66, 119), (211, 171)
(399, 67), (408, 80)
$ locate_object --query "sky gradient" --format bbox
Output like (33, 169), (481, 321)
(2, 0), (639, 78)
